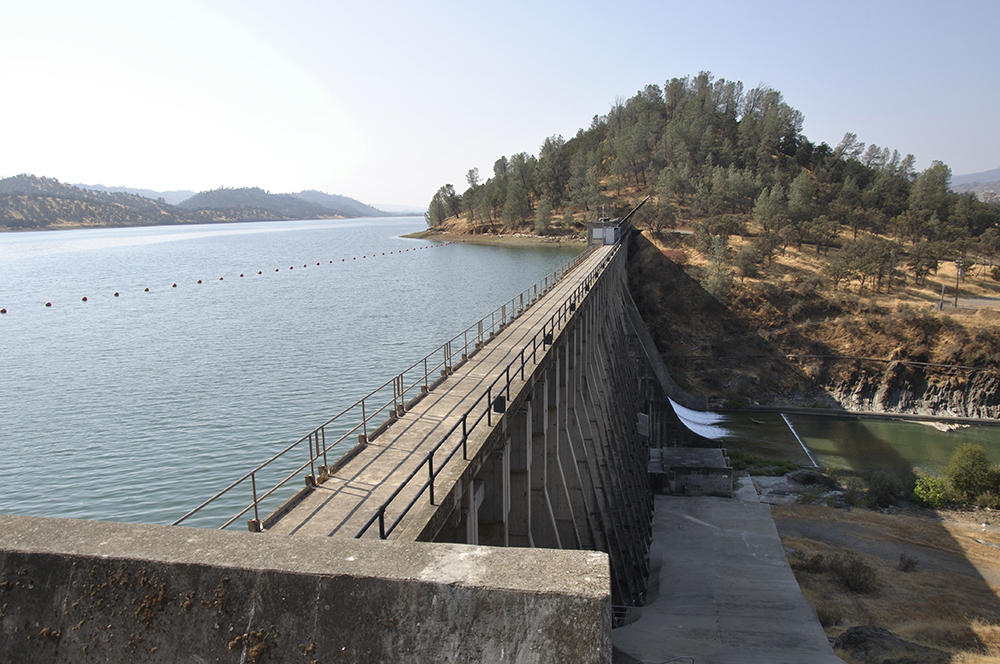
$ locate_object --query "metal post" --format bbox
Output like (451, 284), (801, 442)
(321, 427), (328, 466)
(428, 455), (436, 504)
(309, 432), (316, 479)
(361, 399), (367, 441)
(251, 472), (260, 523)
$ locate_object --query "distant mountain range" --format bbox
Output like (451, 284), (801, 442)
(0, 175), (413, 231)
(953, 166), (1000, 204)
(952, 166), (1000, 187)
(75, 184), (197, 205)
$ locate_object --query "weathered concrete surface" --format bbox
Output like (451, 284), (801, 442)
(649, 448), (733, 498)
(612, 483), (845, 664)
(265, 245), (615, 541)
(0, 515), (611, 663)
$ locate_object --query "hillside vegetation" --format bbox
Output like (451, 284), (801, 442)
(427, 72), (1000, 416)
(0, 175), (386, 230)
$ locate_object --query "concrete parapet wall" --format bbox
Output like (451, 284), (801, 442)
(0, 515), (611, 663)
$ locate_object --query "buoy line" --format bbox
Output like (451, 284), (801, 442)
(2, 242), (455, 313)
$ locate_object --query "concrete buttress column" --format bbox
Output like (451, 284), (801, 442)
(530, 377), (561, 548)
(548, 343), (582, 548)
(507, 406), (532, 547)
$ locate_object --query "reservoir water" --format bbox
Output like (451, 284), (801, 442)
(0, 217), (583, 528)
(718, 411), (1000, 475)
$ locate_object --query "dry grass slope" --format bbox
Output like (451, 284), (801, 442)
(774, 504), (1000, 662)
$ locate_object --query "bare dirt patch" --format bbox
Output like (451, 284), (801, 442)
(772, 503), (1000, 662)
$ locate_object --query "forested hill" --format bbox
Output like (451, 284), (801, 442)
(426, 71), (1000, 252)
(293, 190), (384, 218)
(0, 176), (390, 230)
(0, 174), (189, 229)
(423, 71), (1000, 415)
(177, 187), (337, 220)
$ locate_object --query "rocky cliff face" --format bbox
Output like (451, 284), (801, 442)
(831, 361), (1000, 419)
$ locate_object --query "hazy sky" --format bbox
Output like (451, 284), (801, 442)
(3, 0), (997, 208)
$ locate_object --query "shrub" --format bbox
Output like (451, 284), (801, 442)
(816, 607), (843, 627)
(788, 550), (827, 574)
(913, 474), (948, 508)
(864, 469), (905, 507)
(796, 486), (827, 505)
(727, 449), (800, 476)
(976, 490), (1000, 510)
(945, 443), (996, 503)
(829, 555), (880, 593)
(841, 476), (866, 507)
(794, 553), (827, 574)
(897, 553), (919, 573)
(663, 248), (689, 265)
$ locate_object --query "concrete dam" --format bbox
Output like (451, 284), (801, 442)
(0, 221), (750, 662)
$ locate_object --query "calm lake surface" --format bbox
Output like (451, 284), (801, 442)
(0, 217), (583, 528)
(722, 411), (1000, 474)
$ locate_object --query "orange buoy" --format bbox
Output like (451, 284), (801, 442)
(316, 262), (320, 266)
(0, 308), (6, 314)
(303, 264), (307, 267)
(45, 302), (52, 307)
(275, 268), (279, 272)
(240, 273), (244, 277)
(219, 277), (224, 280)
(197, 279), (202, 284)
(144, 288), (149, 292)
(290, 266), (293, 270)
(172, 283), (177, 288)
(82, 296), (87, 302)
(114, 292), (119, 297)
(258, 271), (262, 274)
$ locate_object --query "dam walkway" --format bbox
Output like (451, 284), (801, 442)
(263, 243), (618, 541)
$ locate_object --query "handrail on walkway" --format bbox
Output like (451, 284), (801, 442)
(355, 244), (622, 539)
(172, 241), (602, 530)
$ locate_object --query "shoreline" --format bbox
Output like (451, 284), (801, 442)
(404, 228), (587, 248)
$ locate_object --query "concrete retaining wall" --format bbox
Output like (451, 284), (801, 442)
(668, 467), (734, 497)
(0, 515), (611, 663)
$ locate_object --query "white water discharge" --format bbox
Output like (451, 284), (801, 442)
(781, 413), (819, 467)
(668, 398), (729, 440)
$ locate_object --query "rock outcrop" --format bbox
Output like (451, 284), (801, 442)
(831, 361), (1000, 419)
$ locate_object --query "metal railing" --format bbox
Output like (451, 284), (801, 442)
(172, 242), (604, 531)
(353, 243), (622, 539)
